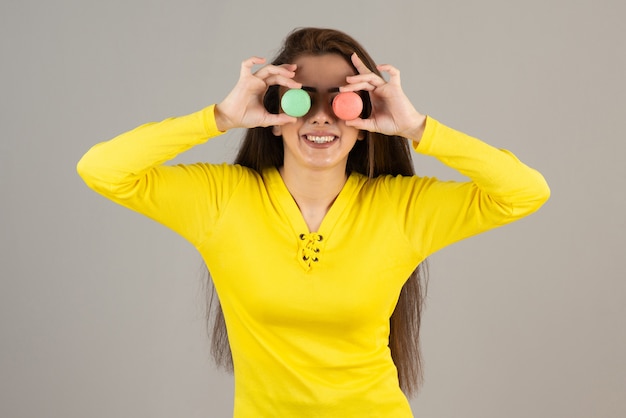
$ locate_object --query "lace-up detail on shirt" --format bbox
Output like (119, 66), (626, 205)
(298, 233), (324, 271)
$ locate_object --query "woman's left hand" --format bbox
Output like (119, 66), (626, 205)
(341, 53), (427, 142)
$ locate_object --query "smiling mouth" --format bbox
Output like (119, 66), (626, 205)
(305, 135), (336, 144)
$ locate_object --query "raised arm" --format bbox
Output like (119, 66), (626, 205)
(342, 53), (549, 256)
(76, 106), (237, 245)
(77, 57), (304, 245)
(386, 117), (550, 258)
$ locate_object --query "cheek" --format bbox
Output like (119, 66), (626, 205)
(342, 125), (362, 141)
(280, 124), (300, 139)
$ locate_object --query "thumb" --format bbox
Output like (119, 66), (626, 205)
(345, 118), (377, 133)
(260, 113), (298, 128)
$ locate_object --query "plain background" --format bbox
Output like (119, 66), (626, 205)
(1, 0), (624, 417)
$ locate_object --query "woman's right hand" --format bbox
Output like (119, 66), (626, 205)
(214, 57), (302, 131)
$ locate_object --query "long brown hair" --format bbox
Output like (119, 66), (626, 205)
(205, 27), (428, 397)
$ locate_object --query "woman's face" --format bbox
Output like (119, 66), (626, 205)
(273, 53), (363, 174)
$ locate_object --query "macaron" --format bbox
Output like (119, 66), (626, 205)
(332, 91), (363, 120)
(280, 88), (311, 117)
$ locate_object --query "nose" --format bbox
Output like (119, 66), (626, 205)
(307, 95), (335, 124)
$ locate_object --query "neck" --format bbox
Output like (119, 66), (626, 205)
(279, 163), (348, 231)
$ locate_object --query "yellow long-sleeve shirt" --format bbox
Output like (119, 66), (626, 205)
(77, 105), (549, 417)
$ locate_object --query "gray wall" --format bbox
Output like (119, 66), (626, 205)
(2, 0), (624, 417)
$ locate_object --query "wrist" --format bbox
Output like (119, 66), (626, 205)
(214, 104), (232, 132)
(403, 113), (427, 143)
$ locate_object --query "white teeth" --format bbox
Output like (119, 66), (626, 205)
(305, 135), (335, 144)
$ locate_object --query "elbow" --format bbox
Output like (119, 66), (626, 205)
(76, 153), (107, 192)
(516, 178), (551, 218)
(76, 156), (88, 180)
(538, 181), (551, 206)
(76, 155), (95, 188)
(532, 173), (551, 208)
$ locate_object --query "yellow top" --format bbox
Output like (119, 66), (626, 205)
(77, 105), (550, 417)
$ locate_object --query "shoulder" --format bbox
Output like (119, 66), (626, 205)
(360, 173), (433, 195)
(168, 162), (264, 192)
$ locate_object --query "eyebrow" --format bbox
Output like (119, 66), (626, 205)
(301, 86), (340, 93)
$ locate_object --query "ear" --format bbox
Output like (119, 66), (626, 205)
(272, 125), (282, 137)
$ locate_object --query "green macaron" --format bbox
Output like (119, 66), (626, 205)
(281, 89), (311, 117)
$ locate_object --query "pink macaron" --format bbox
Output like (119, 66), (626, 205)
(332, 91), (363, 120)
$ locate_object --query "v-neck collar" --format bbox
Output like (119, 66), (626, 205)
(262, 166), (364, 237)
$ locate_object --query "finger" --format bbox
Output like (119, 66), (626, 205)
(241, 56), (266, 76)
(340, 81), (376, 92)
(377, 64), (401, 85)
(351, 53), (373, 75)
(346, 72), (386, 88)
(254, 64), (297, 81)
(264, 74), (302, 89)
(260, 113), (298, 127)
(345, 117), (377, 133)
(279, 63), (298, 72)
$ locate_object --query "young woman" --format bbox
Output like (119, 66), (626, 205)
(77, 27), (550, 417)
